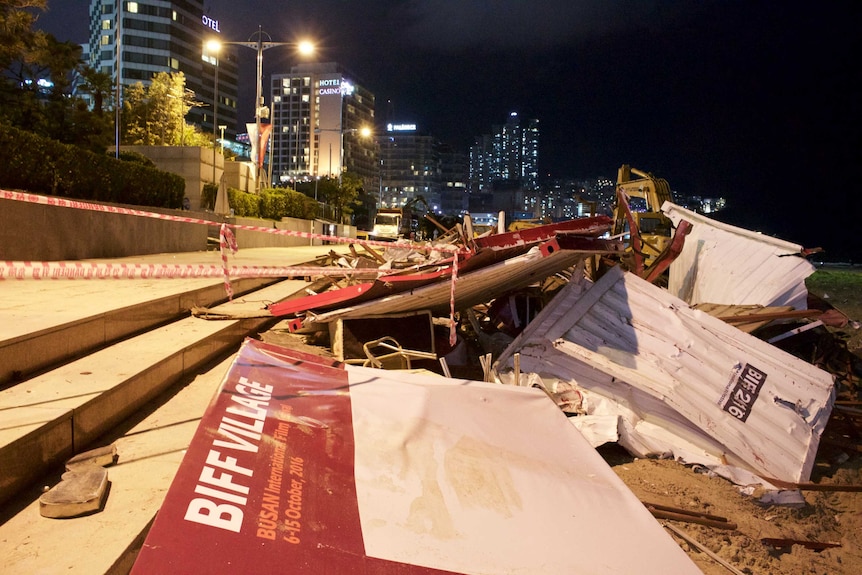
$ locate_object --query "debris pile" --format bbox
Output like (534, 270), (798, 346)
(194, 167), (861, 573)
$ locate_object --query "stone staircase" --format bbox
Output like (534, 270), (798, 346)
(0, 253), (325, 573)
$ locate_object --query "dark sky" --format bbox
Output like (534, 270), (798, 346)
(35, 1), (861, 260)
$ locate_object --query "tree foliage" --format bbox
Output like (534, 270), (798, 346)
(121, 71), (208, 147)
(0, 0), (114, 152)
(323, 172), (363, 223)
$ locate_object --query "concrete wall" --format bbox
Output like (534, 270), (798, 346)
(0, 195), (213, 261)
(0, 194), (358, 261)
(233, 217), (357, 249)
(118, 145), (224, 209)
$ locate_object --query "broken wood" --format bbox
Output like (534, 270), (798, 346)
(40, 468), (109, 518)
(717, 308), (822, 324)
(663, 523), (747, 575)
(643, 501), (737, 530)
(761, 537), (841, 551)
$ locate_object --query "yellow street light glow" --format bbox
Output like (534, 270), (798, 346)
(205, 39), (222, 54)
(359, 126), (372, 138)
(297, 40), (315, 56)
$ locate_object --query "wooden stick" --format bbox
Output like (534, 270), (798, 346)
(642, 501), (730, 524)
(647, 507), (737, 530)
(663, 523), (747, 575)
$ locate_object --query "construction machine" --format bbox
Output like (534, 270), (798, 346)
(611, 165), (675, 274)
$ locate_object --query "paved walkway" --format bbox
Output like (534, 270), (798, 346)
(0, 245), (348, 344)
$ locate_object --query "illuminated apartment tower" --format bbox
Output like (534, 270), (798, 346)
(269, 62), (376, 187)
(470, 112), (539, 192)
(87, 0), (238, 138)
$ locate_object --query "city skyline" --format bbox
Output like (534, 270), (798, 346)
(33, 1), (860, 260)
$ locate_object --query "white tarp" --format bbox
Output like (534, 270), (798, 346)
(495, 266), (835, 484)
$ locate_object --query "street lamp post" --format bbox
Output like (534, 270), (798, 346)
(217, 27), (314, 191)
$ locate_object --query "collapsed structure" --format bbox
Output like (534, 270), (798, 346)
(147, 166), (857, 572)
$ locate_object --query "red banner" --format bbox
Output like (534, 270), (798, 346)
(133, 339), (700, 574)
(132, 339), (452, 574)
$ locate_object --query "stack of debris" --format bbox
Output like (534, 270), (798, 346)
(253, 202), (859, 491)
(164, 198), (862, 573)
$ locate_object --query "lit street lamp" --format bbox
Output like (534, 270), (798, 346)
(215, 27), (314, 190)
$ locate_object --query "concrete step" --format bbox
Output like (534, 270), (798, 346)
(0, 354), (234, 574)
(0, 276), (276, 388)
(0, 246), (349, 573)
(0, 278), (309, 508)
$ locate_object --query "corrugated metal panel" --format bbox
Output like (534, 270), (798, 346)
(662, 202), (815, 309)
(496, 265), (835, 484)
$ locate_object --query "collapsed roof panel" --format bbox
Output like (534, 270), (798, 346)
(496, 265), (835, 484)
(305, 237), (621, 327)
(132, 339), (700, 574)
(662, 202), (816, 309)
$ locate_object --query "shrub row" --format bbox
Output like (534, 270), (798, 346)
(0, 124), (184, 208)
(200, 182), (318, 221)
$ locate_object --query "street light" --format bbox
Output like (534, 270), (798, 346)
(218, 27), (314, 190)
(204, 39), (221, 184)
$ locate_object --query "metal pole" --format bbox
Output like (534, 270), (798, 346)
(114, 0), (122, 158)
(255, 28), (264, 190)
(212, 55), (218, 183)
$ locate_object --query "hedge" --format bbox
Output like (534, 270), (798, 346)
(200, 183), (319, 220)
(0, 124), (184, 208)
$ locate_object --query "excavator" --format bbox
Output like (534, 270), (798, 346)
(611, 165), (678, 277)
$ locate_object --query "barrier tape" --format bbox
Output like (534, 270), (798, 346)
(0, 261), (389, 280)
(2, 189), (467, 333)
(0, 190), (462, 253)
(220, 223), (238, 299)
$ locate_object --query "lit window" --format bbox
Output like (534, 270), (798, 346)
(170, 58), (179, 69)
(101, 19), (111, 30)
(101, 35), (110, 45)
(127, 2), (138, 14)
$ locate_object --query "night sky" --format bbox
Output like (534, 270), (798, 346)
(35, 1), (861, 260)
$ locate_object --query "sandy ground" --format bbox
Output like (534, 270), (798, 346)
(605, 446), (862, 575)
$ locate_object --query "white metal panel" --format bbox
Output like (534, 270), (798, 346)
(497, 265), (835, 484)
(662, 202), (815, 308)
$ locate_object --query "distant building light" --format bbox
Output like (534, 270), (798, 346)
(387, 123), (417, 132)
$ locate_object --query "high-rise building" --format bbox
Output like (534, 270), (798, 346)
(469, 112), (539, 193)
(87, 0), (238, 139)
(269, 62), (376, 188)
(377, 123), (440, 210)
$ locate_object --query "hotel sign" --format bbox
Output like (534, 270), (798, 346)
(319, 79), (354, 97)
(202, 15), (221, 33)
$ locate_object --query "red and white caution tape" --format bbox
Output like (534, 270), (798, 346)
(219, 223), (238, 299)
(2, 188), (467, 327)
